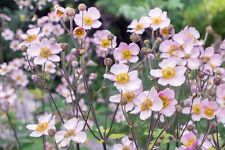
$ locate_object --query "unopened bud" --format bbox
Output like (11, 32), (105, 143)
(143, 40), (150, 46)
(20, 45), (27, 52)
(176, 104), (182, 113)
(211, 121), (217, 129)
(48, 129), (56, 137)
(156, 140), (161, 146)
(120, 98), (127, 105)
(187, 124), (195, 131)
(130, 33), (140, 43)
(214, 77), (221, 85)
(66, 7), (75, 17)
(71, 61), (78, 67)
(197, 71), (205, 79)
(107, 34), (114, 41)
(78, 3), (86, 11)
(206, 26), (213, 33)
(60, 43), (69, 51)
(209, 89), (216, 97)
(104, 58), (113, 66)
(141, 47), (152, 54)
(128, 134), (133, 141)
(31, 75), (38, 81)
(156, 37), (162, 43)
(79, 48), (86, 55)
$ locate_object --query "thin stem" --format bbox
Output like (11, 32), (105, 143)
(43, 135), (46, 150)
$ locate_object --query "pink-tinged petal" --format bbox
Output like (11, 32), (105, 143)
(128, 20), (138, 28)
(59, 138), (71, 147)
(27, 43), (41, 57)
(187, 58), (200, 70)
(110, 63), (129, 74)
(92, 20), (102, 28)
(109, 94), (121, 103)
(140, 110), (152, 120)
(210, 54), (222, 66)
(182, 107), (191, 114)
(34, 56), (47, 65)
(50, 44), (62, 54)
(55, 131), (66, 143)
(161, 106), (176, 116)
(72, 132), (87, 143)
(48, 55), (60, 62)
(87, 7), (100, 19)
(152, 98), (163, 111)
(169, 75), (185, 86)
(175, 66), (186, 75)
(30, 131), (43, 137)
(74, 13), (82, 27)
(75, 121), (85, 132)
(192, 114), (201, 121)
(113, 49), (123, 60)
(128, 71), (138, 80)
(160, 88), (175, 99)
(150, 69), (162, 78)
(27, 28), (40, 35)
(149, 7), (162, 17)
(64, 118), (78, 130)
(26, 124), (37, 130)
(183, 40), (194, 54)
(129, 56), (139, 63)
(159, 58), (177, 68)
(103, 74), (116, 81)
(125, 103), (134, 112)
(128, 43), (140, 55)
(130, 106), (141, 114)
(158, 78), (169, 86)
(119, 42), (129, 50)
(204, 47), (214, 57)
(147, 87), (158, 99)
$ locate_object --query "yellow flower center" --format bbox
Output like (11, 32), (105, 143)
(141, 99), (153, 111)
(135, 23), (144, 31)
(26, 34), (37, 42)
(116, 73), (130, 84)
(185, 137), (195, 147)
(122, 146), (130, 150)
(101, 39), (111, 48)
(73, 28), (85, 38)
(204, 107), (214, 117)
(159, 95), (170, 108)
(56, 9), (64, 17)
(122, 49), (132, 60)
(192, 104), (201, 114)
(40, 47), (51, 58)
(152, 17), (162, 25)
(122, 92), (135, 103)
(201, 56), (210, 63)
(184, 53), (191, 59)
(162, 67), (175, 79)
(161, 27), (169, 36)
(36, 122), (48, 132)
(15, 75), (22, 81)
(83, 15), (94, 26)
(64, 129), (76, 138)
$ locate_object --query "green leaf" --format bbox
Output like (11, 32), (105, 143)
(109, 133), (126, 139)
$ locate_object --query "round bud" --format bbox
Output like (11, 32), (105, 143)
(130, 33), (140, 43)
(210, 121), (217, 129)
(209, 89), (216, 97)
(107, 34), (114, 41)
(79, 48), (86, 55)
(197, 71), (205, 79)
(71, 61), (78, 67)
(48, 129), (56, 137)
(176, 104), (182, 113)
(120, 98), (127, 105)
(214, 77), (221, 85)
(141, 47), (152, 54)
(159, 134), (165, 140)
(78, 3), (86, 11)
(104, 58), (113, 67)
(66, 7), (75, 17)
(143, 40), (150, 46)
(20, 45), (28, 52)
(156, 37), (162, 43)
(187, 124), (195, 131)
(60, 43), (69, 51)
(31, 75), (38, 81)
(206, 26), (213, 33)
(128, 134), (133, 141)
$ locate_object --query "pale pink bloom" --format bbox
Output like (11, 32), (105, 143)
(148, 7), (170, 30)
(37, 16), (49, 26)
(109, 88), (142, 112)
(158, 88), (177, 116)
(216, 84), (225, 107)
(48, 11), (60, 22)
(201, 99), (218, 120)
(180, 131), (197, 149)
(1, 28), (14, 40)
(54, 6), (66, 18)
(44, 61), (56, 74)
(0, 87), (17, 105)
(112, 136), (136, 150)
(55, 118), (87, 147)
(114, 42), (140, 63)
(73, 27), (87, 39)
(131, 87), (163, 120)
(10, 40), (20, 51)
(61, 88), (75, 103)
(159, 40), (180, 58)
(0, 63), (12, 75)
(182, 97), (202, 121)
(20, 28), (40, 46)
(127, 16), (149, 34)
(160, 26), (174, 38)
(27, 38), (62, 65)
(26, 114), (55, 137)
(200, 47), (222, 71)
(74, 7), (101, 29)
(9, 58), (25, 70)
(150, 58), (186, 86)
(103, 63), (142, 91)
(10, 69), (28, 87)
(93, 30), (117, 51)
(42, 23), (54, 36)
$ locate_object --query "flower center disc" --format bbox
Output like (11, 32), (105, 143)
(141, 99), (153, 111)
(26, 34), (37, 42)
(64, 129), (76, 138)
(83, 15), (94, 26)
(122, 49), (132, 60)
(159, 95), (170, 108)
(152, 17), (162, 25)
(122, 146), (130, 150)
(162, 67), (175, 79)
(204, 107), (214, 117)
(116, 73), (130, 84)
(101, 39), (111, 48)
(122, 92), (135, 103)
(192, 104), (201, 114)
(135, 23), (144, 31)
(40, 47), (51, 58)
(36, 122), (48, 132)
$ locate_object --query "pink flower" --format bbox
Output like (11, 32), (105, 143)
(150, 58), (186, 86)
(1, 28), (14, 41)
(54, 5), (66, 18)
(112, 136), (136, 150)
(159, 40), (180, 58)
(201, 99), (218, 120)
(131, 87), (163, 120)
(20, 28), (40, 47)
(103, 63), (142, 91)
(127, 16), (149, 34)
(148, 7), (170, 30)
(0, 87), (17, 105)
(114, 42), (140, 63)
(158, 88), (177, 116)
(74, 7), (101, 29)
(180, 131), (197, 149)
(27, 38), (62, 65)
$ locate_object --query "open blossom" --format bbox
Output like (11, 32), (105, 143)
(158, 88), (177, 117)
(55, 118), (87, 147)
(104, 63), (142, 91)
(127, 16), (149, 34)
(159, 40), (180, 58)
(0, 87), (17, 105)
(150, 58), (186, 86)
(44, 61), (56, 74)
(54, 5), (66, 18)
(131, 87), (163, 120)
(114, 42), (140, 63)
(179, 131), (197, 150)
(1, 28), (14, 41)
(93, 30), (117, 51)
(26, 114), (55, 137)
(0, 63), (12, 75)
(10, 69), (28, 87)
(200, 47), (222, 71)
(73, 27), (86, 39)
(112, 136), (136, 150)
(182, 97), (202, 121)
(148, 7), (170, 30)
(201, 99), (218, 120)
(27, 38), (62, 65)
(20, 28), (41, 46)
(109, 88), (142, 112)
(74, 7), (101, 29)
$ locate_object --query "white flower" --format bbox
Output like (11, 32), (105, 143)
(127, 16), (149, 34)
(55, 118), (87, 147)
(1, 28), (14, 40)
(112, 136), (136, 150)
(20, 28), (40, 47)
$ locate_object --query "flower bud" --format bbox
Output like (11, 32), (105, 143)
(48, 129), (56, 137)
(104, 58), (113, 66)
(197, 71), (205, 79)
(141, 47), (152, 54)
(130, 33), (140, 43)
(214, 77), (221, 85)
(78, 3), (86, 11)
(155, 37), (162, 43)
(128, 134), (133, 141)
(187, 124), (195, 131)
(20, 45), (27, 52)
(143, 40), (150, 46)
(79, 48), (86, 55)
(206, 26), (213, 33)
(120, 98), (127, 105)
(107, 34), (114, 41)
(71, 61), (78, 67)
(66, 7), (75, 17)
(210, 121), (217, 129)
(176, 104), (182, 113)
(60, 43), (69, 51)
(209, 89), (216, 97)
(31, 75), (38, 81)
(156, 140), (161, 146)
